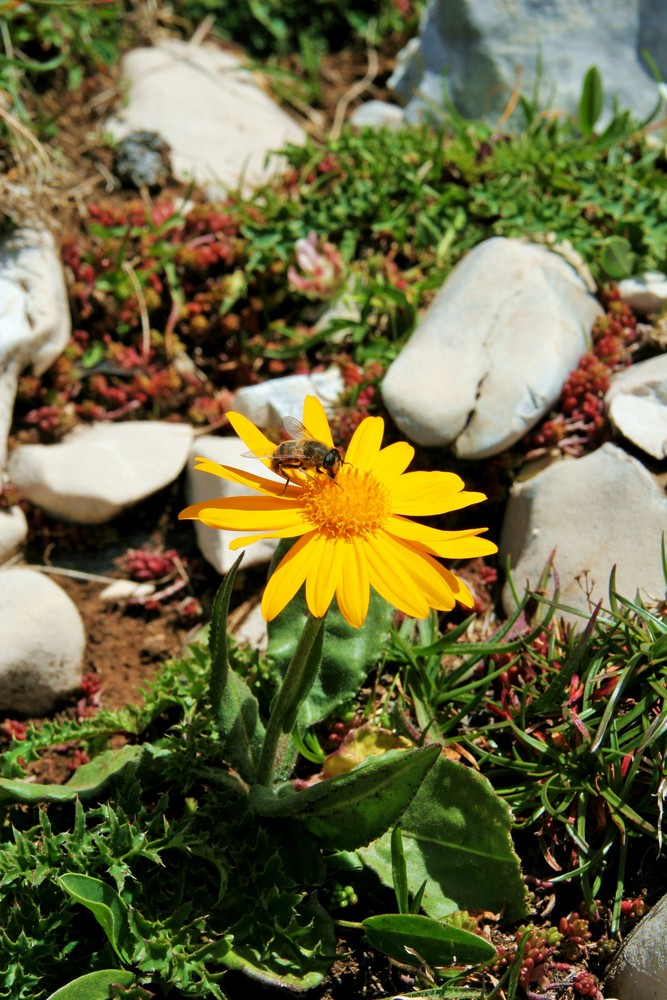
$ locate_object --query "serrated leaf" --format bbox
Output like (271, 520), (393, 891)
(267, 540), (394, 729)
(46, 969), (135, 1000)
(250, 745), (440, 849)
(220, 897), (334, 991)
(364, 913), (497, 967)
(0, 744), (146, 803)
(58, 874), (133, 963)
(359, 756), (527, 922)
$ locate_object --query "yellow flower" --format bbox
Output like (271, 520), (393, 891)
(180, 396), (497, 628)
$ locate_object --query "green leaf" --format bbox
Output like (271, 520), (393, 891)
(209, 552), (243, 712)
(221, 896), (334, 990)
(46, 969), (135, 1000)
(0, 744), (146, 803)
(386, 988), (487, 999)
(208, 554), (265, 782)
(578, 66), (604, 135)
(58, 874), (133, 963)
(267, 540), (394, 729)
(359, 756), (527, 922)
(599, 235), (635, 280)
(391, 824), (410, 914)
(250, 745), (440, 849)
(363, 913), (497, 967)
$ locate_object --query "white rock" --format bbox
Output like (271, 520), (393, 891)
(0, 506), (28, 565)
(8, 421), (194, 524)
(185, 435), (280, 574)
(106, 38), (306, 197)
(233, 368), (344, 434)
(349, 101), (405, 130)
(232, 603), (268, 652)
(99, 579), (156, 603)
(500, 444), (667, 620)
(606, 354), (667, 460)
(382, 238), (601, 457)
(0, 226), (70, 468)
(0, 568), (85, 714)
(618, 272), (667, 316)
(605, 893), (667, 1000)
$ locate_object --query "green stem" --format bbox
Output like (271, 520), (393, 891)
(257, 612), (326, 786)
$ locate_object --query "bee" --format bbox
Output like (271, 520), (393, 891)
(246, 416), (344, 494)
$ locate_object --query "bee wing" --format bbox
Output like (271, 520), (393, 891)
(242, 448), (276, 460)
(283, 416), (314, 440)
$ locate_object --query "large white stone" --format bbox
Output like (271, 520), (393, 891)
(106, 38), (306, 196)
(233, 368), (344, 434)
(382, 238), (601, 457)
(8, 421), (194, 524)
(618, 272), (667, 317)
(0, 568), (85, 714)
(390, 0), (664, 127)
(606, 354), (667, 460)
(605, 893), (667, 1000)
(500, 444), (667, 620)
(185, 435), (280, 574)
(0, 506), (28, 565)
(0, 226), (70, 469)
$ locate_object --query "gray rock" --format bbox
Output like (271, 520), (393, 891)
(500, 444), (667, 620)
(606, 354), (667, 459)
(8, 421), (194, 524)
(390, 0), (664, 127)
(349, 100), (405, 130)
(618, 271), (667, 316)
(113, 129), (171, 189)
(382, 237), (600, 457)
(605, 893), (667, 1000)
(0, 226), (70, 469)
(0, 568), (85, 714)
(0, 506), (27, 566)
(106, 38), (306, 197)
(233, 368), (344, 435)
(185, 435), (280, 575)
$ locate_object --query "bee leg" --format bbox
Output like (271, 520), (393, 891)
(318, 467), (343, 490)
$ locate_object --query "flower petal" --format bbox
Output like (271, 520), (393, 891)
(227, 411), (276, 457)
(385, 515), (498, 558)
(229, 523), (311, 549)
(390, 471), (487, 515)
(362, 533), (430, 619)
(345, 416), (385, 471)
(378, 532), (459, 612)
(261, 532), (318, 620)
(436, 562), (475, 608)
(186, 456), (301, 499)
(336, 539), (370, 628)
(370, 441), (415, 483)
(302, 395), (335, 448)
(305, 536), (344, 618)
(401, 545), (475, 609)
(185, 499), (308, 531)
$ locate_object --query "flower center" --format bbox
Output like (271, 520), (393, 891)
(301, 466), (391, 541)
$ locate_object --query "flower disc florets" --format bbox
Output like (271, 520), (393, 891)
(302, 468), (391, 542)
